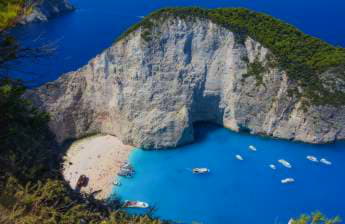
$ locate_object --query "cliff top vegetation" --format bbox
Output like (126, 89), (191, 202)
(120, 7), (345, 106)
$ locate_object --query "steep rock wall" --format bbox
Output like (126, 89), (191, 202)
(26, 17), (345, 148)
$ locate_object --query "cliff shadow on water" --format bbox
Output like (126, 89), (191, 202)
(192, 122), (223, 143)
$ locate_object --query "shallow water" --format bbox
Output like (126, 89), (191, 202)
(113, 123), (345, 224)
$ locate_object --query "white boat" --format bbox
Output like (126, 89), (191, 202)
(288, 218), (295, 224)
(124, 200), (149, 208)
(121, 161), (132, 169)
(192, 168), (210, 174)
(249, 145), (257, 151)
(281, 178), (295, 184)
(320, 158), (332, 165)
(113, 180), (121, 186)
(117, 170), (134, 177)
(306, 155), (318, 162)
(269, 164), (276, 170)
(236, 155), (244, 160)
(278, 159), (292, 168)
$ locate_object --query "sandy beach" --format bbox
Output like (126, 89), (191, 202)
(62, 135), (133, 199)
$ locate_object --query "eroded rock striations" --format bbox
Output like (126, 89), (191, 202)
(20, 0), (74, 24)
(26, 8), (345, 148)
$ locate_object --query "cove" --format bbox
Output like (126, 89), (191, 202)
(9, 0), (345, 223)
(113, 123), (345, 224)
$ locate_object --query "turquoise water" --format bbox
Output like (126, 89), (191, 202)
(114, 124), (345, 223)
(10, 0), (345, 223)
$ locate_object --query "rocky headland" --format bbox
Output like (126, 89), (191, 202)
(20, 0), (74, 24)
(26, 8), (345, 149)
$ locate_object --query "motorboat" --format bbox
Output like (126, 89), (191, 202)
(320, 158), (332, 165)
(269, 164), (276, 170)
(236, 154), (244, 160)
(192, 168), (210, 174)
(124, 200), (149, 208)
(278, 159), (292, 168)
(118, 162), (135, 177)
(249, 145), (257, 151)
(117, 170), (133, 177)
(306, 155), (318, 162)
(121, 167), (135, 173)
(121, 161), (133, 170)
(113, 180), (121, 186)
(281, 178), (295, 184)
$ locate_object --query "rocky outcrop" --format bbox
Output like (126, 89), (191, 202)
(26, 15), (345, 148)
(20, 0), (74, 24)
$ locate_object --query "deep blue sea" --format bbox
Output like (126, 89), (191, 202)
(10, 0), (345, 86)
(11, 0), (345, 223)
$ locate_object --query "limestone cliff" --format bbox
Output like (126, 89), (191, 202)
(20, 0), (74, 24)
(26, 8), (345, 148)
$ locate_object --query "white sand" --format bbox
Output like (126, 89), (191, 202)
(62, 135), (133, 199)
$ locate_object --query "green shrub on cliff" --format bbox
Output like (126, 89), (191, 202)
(242, 58), (267, 86)
(291, 211), (342, 224)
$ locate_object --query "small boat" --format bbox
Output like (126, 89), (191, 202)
(236, 155), (244, 160)
(306, 155), (318, 162)
(249, 145), (257, 151)
(269, 164), (276, 170)
(118, 162), (135, 177)
(117, 170), (133, 177)
(121, 161), (133, 169)
(281, 178), (295, 184)
(124, 200), (149, 208)
(192, 168), (210, 174)
(278, 159), (292, 168)
(320, 158), (332, 165)
(113, 180), (121, 186)
(121, 167), (135, 173)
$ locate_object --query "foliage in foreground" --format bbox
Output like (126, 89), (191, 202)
(0, 2), (164, 223)
(0, 79), (166, 224)
(0, 76), (342, 224)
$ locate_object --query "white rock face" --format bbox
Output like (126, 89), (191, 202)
(20, 0), (74, 24)
(26, 17), (345, 148)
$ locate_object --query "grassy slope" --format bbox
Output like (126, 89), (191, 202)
(119, 7), (345, 106)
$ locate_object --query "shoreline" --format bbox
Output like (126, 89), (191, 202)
(62, 134), (133, 199)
